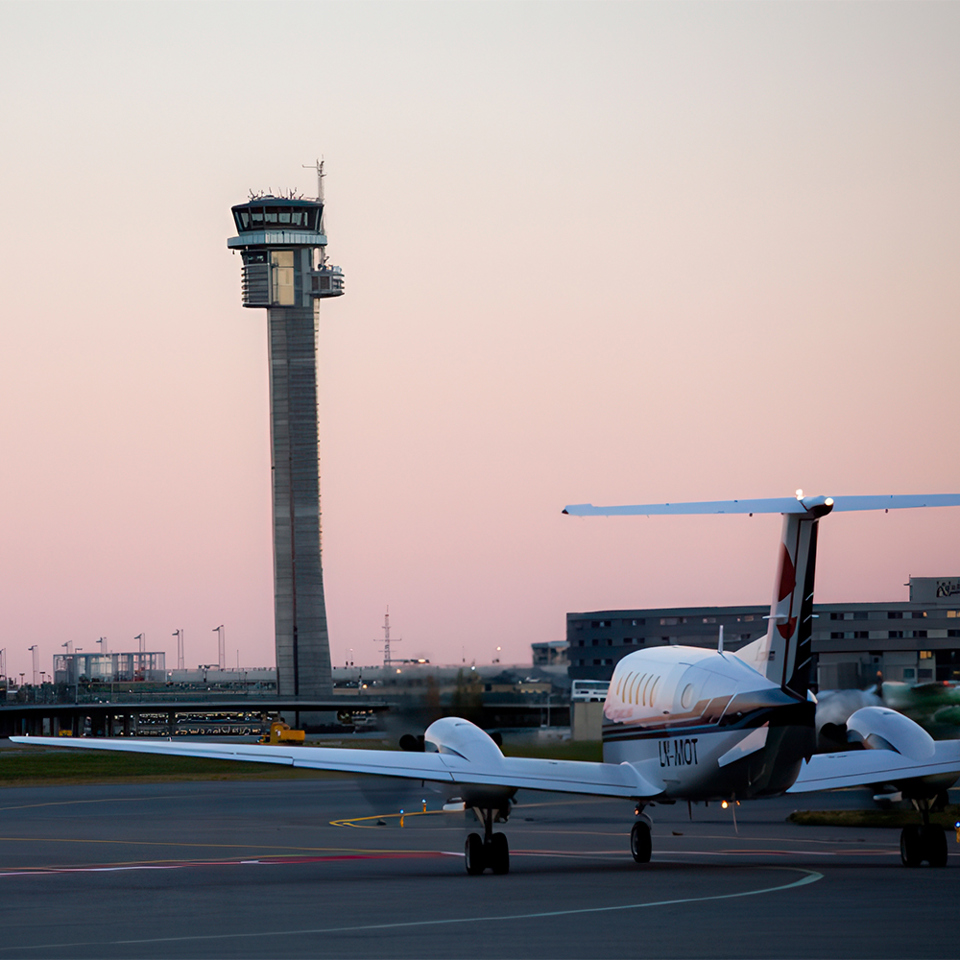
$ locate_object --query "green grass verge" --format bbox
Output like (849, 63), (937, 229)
(501, 739), (603, 762)
(0, 748), (342, 786)
(788, 805), (960, 829)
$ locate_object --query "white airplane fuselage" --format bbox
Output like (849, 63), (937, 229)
(602, 645), (815, 801)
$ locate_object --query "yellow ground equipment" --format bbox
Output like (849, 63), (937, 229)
(258, 721), (305, 745)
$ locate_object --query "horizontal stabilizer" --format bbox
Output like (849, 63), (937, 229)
(563, 494), (960, 517)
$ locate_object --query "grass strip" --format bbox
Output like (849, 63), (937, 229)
(788, 805), (960, 829)
(0, 748), (345, 786)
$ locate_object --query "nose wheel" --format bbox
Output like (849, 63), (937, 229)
(464, 807), (510, 875)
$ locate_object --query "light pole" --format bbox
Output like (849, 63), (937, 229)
(212, 625), (225, 671)
(27, 645), (38, 686)
(73, 648), (83, 702)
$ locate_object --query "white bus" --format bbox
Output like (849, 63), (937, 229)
(571, 679), (610, 703)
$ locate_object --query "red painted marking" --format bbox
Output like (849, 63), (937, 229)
(777, 544), (795, 602)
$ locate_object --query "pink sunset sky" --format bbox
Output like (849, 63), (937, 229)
(1, 2), (958, 681)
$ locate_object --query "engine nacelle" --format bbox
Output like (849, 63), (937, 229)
(423, 717), (515, 811)
(846, 706), (935, 761)
(423, 716), (505, 763)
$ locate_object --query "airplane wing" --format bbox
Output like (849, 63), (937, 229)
(8, 736), (663, 799)
(787, 740), (960, 793)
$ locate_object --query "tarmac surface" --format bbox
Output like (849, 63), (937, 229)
(0, 771), (955, 959)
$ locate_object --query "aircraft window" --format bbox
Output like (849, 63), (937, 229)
(649, 676), (661, 704)
(680, 684), (694, 710)
(626, 673), (641, 704)
(642, 674), (655, 705)
(615, 674), (626, 699)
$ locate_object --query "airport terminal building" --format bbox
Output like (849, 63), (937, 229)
(568, 575), (960, 690)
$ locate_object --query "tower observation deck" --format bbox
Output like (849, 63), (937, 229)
(227, 177), (344, 699)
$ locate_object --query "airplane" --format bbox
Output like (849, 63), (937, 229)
(13, 492), (960, 875)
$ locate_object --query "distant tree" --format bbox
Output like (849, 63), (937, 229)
(450, 669), (484, 724)
(421, 674), (442, 723)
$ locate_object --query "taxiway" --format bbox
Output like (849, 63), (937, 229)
(0, 774), (953, 958)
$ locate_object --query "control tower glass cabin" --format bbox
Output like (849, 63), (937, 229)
(227, 197), (344, 698)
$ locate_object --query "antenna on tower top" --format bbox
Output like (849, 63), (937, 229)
(374, 607), (402, 668)
(302, 158), (325, 202)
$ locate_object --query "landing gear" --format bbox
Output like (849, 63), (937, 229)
(464, 806), (510, 875)
(465, 832), (486, 875)
(489, 832), (510, 874)
(900, 826), (922, 867)
(900, 798), (948, 868)
(900, 825), (947, 868)
(630, 815), (652, 864)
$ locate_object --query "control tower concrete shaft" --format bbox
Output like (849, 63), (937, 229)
(227, 190), (344, 697)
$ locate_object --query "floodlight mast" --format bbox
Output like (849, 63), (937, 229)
(227, 167), (345, 698)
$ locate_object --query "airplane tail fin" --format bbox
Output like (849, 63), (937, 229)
(564, 492), (960, 700)
(735, 499), (832, 698)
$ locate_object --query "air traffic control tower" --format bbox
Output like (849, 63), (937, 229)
(227, 173), (344, 698)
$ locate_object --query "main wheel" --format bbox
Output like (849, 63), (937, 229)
(630, 820), (652, 864)
(489, 832), (510, 875)
(920, 825), (948, 868)
(465, 832), (486, 875)
(900, 826), (923, 867)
